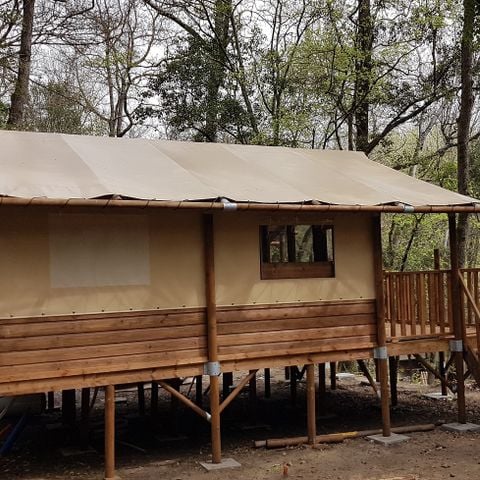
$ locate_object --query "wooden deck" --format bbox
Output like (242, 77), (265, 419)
(384, 268), (480, 355)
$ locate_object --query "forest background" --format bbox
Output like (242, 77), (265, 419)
(1, 0), (479, 272)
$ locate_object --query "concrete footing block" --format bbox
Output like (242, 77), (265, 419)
(366, 433), (410, 445)
(423, 392), (453, 401)
(199, 458), (241, 471)
(441, 422), (480, 433)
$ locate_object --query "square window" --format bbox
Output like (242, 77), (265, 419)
(260, 224), (334, 279)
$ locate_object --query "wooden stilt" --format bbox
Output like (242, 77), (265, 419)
(290, 366), (297, 406)
(439, 351), (448, 396)
(373, 214), (391, 437)
(448, 213), (467, 423)
(104, 385), (115, 480)
(137, 383), (145, 416)
(62, 389), (76, 426)
(47, 391), (55, 412)
(388, 357), (398, 407)
(222, 372), (233, 399)
(306, 364), (316, 444)
(169, 379), (181, 433)
(264, 368), (271, 398)
(318, 363), (326, 396)
(151, 381), (159, 417)
(195, 376), (203, 406)
(204, 214), (221, 463)
(80, 388), (90, 448)
(249, 370), (257, 403)
(285, 366), (290, 380)
(329, 362), (337, 390)
(210, 375), (221, 463)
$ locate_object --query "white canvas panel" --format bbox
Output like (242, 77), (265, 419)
(49, 214), (150, 288)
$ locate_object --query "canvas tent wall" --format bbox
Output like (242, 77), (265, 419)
(0, 206), (376, 397)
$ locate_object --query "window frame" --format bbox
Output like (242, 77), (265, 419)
(259, 223), (335, 280)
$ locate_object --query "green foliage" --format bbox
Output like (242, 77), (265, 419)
(139, 37), (251, 142)
(24, 81), (92, 135)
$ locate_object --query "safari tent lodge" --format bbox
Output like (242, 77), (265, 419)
(1, 130), (480, 478)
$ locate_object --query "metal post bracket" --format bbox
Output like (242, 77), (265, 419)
(450, 339), (463, 353)
(204, 361), (222, 376)
(373, 346), (388, 359)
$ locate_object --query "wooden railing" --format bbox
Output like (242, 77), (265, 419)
(384, 268), (480, 340)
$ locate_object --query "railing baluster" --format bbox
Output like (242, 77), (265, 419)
(391, 275), (397, 338)
(411, 273), (417, 336)
(447, 272), (453, 331)
(438, 272), (446, 334)
(400, 275), (407, 337)
(467, 271), (473, 326)
(419, 272), (426, 335)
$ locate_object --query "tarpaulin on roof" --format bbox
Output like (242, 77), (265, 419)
(0, 130), (477, 207)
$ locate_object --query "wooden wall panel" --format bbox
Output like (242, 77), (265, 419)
(217, 299), (376, 361)
(0, 299), (376, 396)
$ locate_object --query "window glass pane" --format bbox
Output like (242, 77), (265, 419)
(294, 225), (313, 263)
(326, 227), (334, 261)
(268, 226), (288, 263)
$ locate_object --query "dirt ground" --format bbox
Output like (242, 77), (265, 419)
(1, 366), (480, 480)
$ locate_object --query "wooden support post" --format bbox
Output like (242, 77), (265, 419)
(249, 370), (257, 403)
(80, 388), (90, 448)
(137, 383), (145, 416)
(195, 376), (203, 406)
(290, 366), (297, 406)
(388, 357), (398, 407)
(373, 214), (391, 437)
(62, 389), (76, 426)
(264, 368), (271, 398)
(448, 213), (467, 423)
(104, 385), (115, 480)
(329, 362), (337, 390)
(318, 363), (326, 396)
(169, 378), (181, 433)
(151, 381), (159, 418)
(285, 366), (290, 380)
(47, 392), (55, 412)
(439, 351), (448, 396)
(306, 364), (316, 444)
(204, 214), (221, 463)
(223, 372), (233, 400)
(374, 358), (380, 383)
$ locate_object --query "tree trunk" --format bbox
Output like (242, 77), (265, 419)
(457, 0), (475, 267)
(353, 0), (373, 152)
(7, 0), (35, 129)
(204, 0), (232, 142)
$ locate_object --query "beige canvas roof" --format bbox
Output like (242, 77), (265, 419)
(0, 130), (477, 208)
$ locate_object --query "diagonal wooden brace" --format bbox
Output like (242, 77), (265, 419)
(219, 370), (258, 414)
(158, 380), (211, 422)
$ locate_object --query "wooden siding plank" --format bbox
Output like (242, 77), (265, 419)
(0, 324), (206, 352)
(0, 336), (207, 366)
(218, 335), (376, 360)
(0, 349), (208, 383)
(219, 324), (376, 347)
(0, 313), (205, 338)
